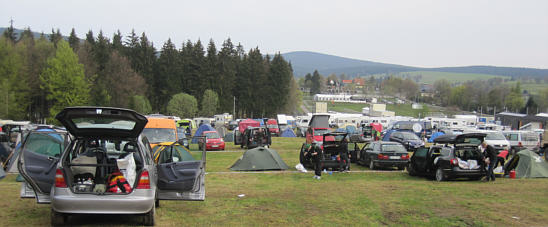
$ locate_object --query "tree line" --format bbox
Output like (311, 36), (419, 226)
(0, 26), (301, 122)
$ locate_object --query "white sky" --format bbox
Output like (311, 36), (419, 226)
(1, 0), (547, 68)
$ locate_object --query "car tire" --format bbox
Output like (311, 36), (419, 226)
(397, 166), (404, 171)
(51, 209), (66, 226)
(407, 163), (417, 176)
(369, 159), (375, 170)
(435, 167), (446, 182)
(143, 205), (155, 226)
(155, 198), (160, 208)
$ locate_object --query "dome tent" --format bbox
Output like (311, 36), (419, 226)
(230, 147), (289, 171)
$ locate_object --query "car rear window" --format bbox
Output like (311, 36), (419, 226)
(205, 132), (220, 139)
(71, 118), (136, 130)
(382, 144), (406, 152)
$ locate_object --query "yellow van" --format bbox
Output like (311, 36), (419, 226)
(143, 117), (178, 148)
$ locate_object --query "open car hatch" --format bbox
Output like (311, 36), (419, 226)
(156, 142), (206, 201)
(56, 107), (148, 139)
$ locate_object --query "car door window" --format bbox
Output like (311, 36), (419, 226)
(414, 147), (428, 158)
(24, 132), (65, 158)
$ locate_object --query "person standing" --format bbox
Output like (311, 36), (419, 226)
(305, 143), (322, 180)
(481, 142), (498, 182)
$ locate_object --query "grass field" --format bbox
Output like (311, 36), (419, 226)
(394, 71), (510, 84)
(1, 137), (548, 226)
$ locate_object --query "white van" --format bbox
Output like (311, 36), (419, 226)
(502, 131), (540, 154)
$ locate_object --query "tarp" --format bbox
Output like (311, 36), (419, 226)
(224, 132), (234, 142)
(192, 124), (215, 144)
(238, 119), (260, 133)
(428, 132), (445, 143)
(230, 147), (289, 171)
(515, 149), (548, 178)
(280, 128), (296, 137)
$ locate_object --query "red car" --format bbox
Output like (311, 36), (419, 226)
(201, 131), (225, 151)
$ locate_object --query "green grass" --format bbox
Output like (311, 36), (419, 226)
(2, 137), (548, 226)
(394, 71), (510, 84)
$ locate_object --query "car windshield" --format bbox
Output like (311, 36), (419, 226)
(382, 144), (406, 152)
(142, 128), (176, 143)
(402, 133), (419, 140)
(71, 117), (136, 130)
(176, 128), (186, 139)
(205, 132), (220, 139)
(314, 129), (330, 136)
(486, 132), (506, 140)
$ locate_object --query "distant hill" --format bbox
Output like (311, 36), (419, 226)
(0, 27), (68, 41)
(282, 51), (548, 79)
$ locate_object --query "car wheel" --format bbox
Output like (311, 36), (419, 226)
(435, 167), (446, 182)
(51, 209), (66, 226)
(143, 205), (155, 226)
(407, 163), (416, 176)
(397, 166), (404, 171)
(155, 198), (160, 208)
(369, 159), (375, 170)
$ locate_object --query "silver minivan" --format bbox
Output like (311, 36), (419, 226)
(18, 107), (206, 226)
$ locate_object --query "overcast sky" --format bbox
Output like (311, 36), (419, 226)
(2, 0), (547, 68)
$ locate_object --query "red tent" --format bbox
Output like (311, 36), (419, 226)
(238, 119), (260, 132)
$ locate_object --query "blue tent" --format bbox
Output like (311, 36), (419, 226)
(280, 128), (296, 137)
(192, 124), (215, 144)
(253, 119), (265, 126)
(428, 132), (445, 143)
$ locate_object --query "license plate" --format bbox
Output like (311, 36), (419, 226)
(389, 156), (400, 159)
(212, 145), (219, 148)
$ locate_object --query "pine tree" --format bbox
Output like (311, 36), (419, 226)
(68, 28), (79, 51)
(2, 21), (17, 43)
(310, 70), (322, 95)
(112, 30), (123, 52)
(85, 30), (95, 45)
(153, 38), (179, 112)
(217, 38), (237, 113)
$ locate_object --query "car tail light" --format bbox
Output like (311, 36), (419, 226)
(136, 170), (150, 189)
(55, 169), (67, 188)
(378, 154), (388, 160)
(450, 159), (458, 166)
(401, 154), (410, 160)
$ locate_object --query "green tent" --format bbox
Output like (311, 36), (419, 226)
(515, 150), (548, 178)
(230, 147), (289, 171)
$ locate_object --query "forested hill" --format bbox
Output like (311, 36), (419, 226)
(282, 51), (548, 78)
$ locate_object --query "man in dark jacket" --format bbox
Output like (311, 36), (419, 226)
(481, 142), (498, 182)
(304, 143), (322, 179)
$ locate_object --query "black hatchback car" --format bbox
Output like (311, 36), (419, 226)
(357, 141), (409, 170)
(407, 133), (486, 181)
(389, 131), (425, 152)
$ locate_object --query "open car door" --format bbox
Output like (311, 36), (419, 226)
(156, 141), (206, 201)
(17, 130), (68, 203)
